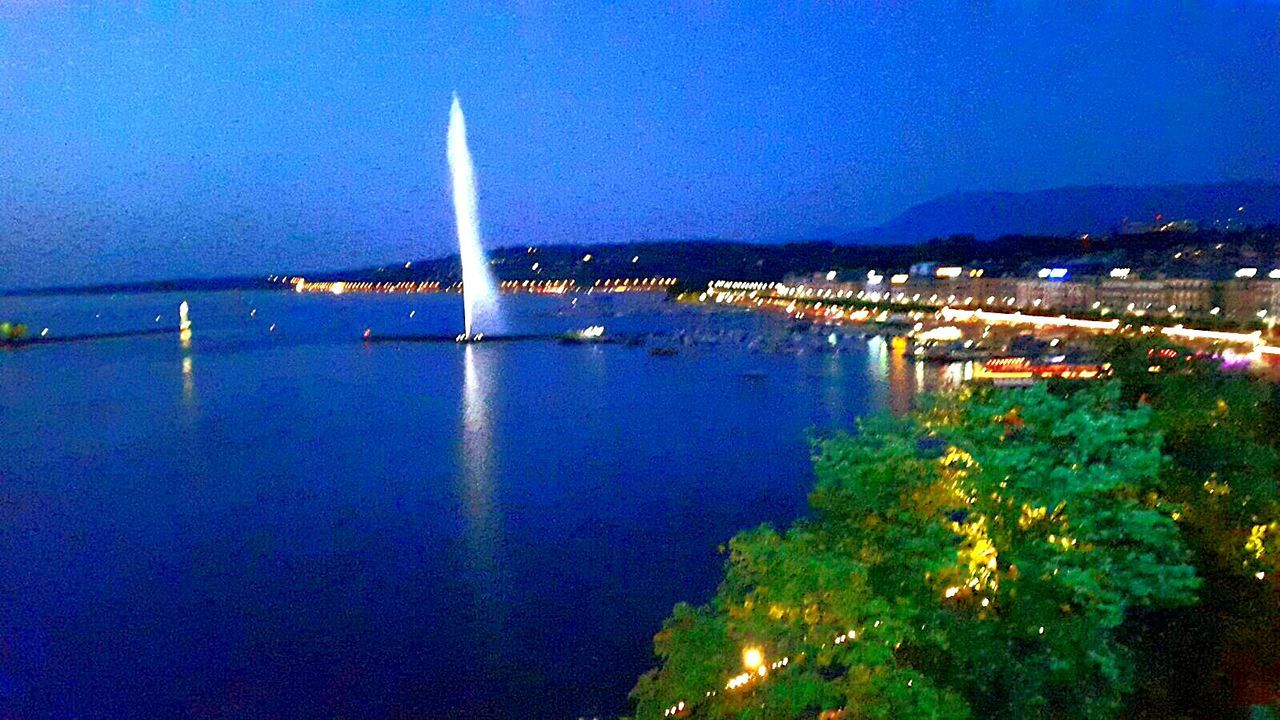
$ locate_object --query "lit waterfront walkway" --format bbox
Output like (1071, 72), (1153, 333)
(700, 282), (1280, 361)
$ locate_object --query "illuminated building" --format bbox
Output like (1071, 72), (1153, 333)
(1219, 278), (1278, 320)
(1096, 277), (1211, 316)
(1015, 278), (1095, 311)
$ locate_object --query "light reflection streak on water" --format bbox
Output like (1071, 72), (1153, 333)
(179, 323), (197, 414)
(943, 360), (976, 386)
(181, 354), (195, 406)
(866, 335), (888, 376)
(890, 336), (915, 416)
(821, 352), (846, 427)
(461, 344), (502, 589)
(870, 335), (972, 415)
(864, 335), (893, 413)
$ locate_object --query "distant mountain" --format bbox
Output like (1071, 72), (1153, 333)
(844, 181), (1280, 244)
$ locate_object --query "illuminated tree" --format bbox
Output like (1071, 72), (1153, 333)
(631, 384), (1199, 719)
(1101, 339), (1280, 715)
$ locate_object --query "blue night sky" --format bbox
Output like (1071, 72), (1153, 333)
(1, 2), (1278, 287)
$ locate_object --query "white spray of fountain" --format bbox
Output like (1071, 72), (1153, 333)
(447, 93), (500, 341)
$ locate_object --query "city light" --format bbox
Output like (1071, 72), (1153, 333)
(940, 307), (1119, 331)
(1161, 325), (1262, 345)
(916, 325), (964, 342)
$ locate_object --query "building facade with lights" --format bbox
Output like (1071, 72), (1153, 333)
(787, 266), (1280, 324)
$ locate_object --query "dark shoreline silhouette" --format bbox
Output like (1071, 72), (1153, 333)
(1, 327), (179, 347)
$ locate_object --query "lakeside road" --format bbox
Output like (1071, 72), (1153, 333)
(696, 284), (1280, 368)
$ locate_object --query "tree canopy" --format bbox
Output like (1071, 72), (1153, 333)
(632, 383), (1204, 719)
(1101, 339), (1280, 715)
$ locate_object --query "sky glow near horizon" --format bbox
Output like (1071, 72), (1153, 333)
(0, 2), (1278, 286)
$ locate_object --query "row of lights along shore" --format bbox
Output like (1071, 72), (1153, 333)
(271, 275), (675, 295)
(703, 279), (1280, 361)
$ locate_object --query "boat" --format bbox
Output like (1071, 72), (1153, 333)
(559, 325), (608, 344)
(973, 356), (1109, 385)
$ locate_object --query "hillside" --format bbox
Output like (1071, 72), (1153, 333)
(846, 181), (1280, 244)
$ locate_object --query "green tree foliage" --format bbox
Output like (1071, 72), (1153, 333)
(0, 321), (27, 341)
(1101, 339), (1280, 716)
(632, 384), (1199, 719)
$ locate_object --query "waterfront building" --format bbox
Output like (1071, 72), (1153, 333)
(768, 265), (1266, 326)
(1095, 277), (1212, 316)
(971, 276), (1022, 309)
(1219, 278), (1278, 320)
(1163, 278), (1214, 314)
(1016, 278), (1096, 312)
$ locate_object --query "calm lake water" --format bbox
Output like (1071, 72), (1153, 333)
(0, 291), (959, 719)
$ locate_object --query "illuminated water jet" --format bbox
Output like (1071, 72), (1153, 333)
(447, 93), (499, 340)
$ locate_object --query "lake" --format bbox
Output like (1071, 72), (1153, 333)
(0, 290), (959, 718)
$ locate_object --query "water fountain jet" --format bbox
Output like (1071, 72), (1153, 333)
(447, 93), (499, 341)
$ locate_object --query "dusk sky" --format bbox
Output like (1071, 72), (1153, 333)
(2, 2), (1278, 287)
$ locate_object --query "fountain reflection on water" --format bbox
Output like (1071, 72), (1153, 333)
(461, 344), (502, 567)
(447, 94), (500, 339)
(459, 343), (509, 667)
(462, 343), (494, 487)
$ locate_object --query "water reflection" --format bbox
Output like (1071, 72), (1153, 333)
(943, 360), (975, 387)
(3, 292), (1002, 718)
(871, 334), (972, 415)
(866, 335), (888, 376)
(820, 352), (847, 427)
(889, 336), (915, 415)
(460, 344), (503, 587)
(179, 305), (195, 407)
(181, 354), (195, 405)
